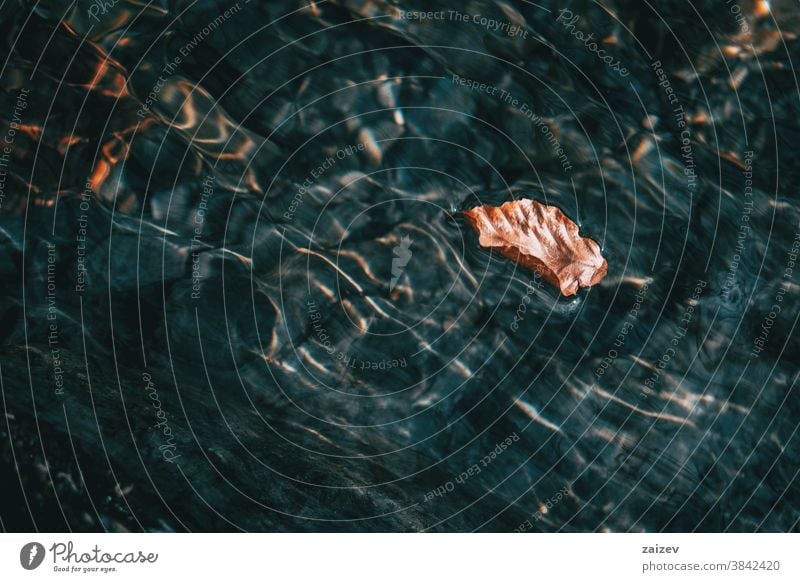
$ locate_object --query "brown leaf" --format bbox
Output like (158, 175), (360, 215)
(462, 198), (607, 296)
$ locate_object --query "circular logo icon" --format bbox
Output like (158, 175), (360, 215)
(20, 542), (45, 570)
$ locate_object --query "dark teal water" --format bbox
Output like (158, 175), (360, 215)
(0, 0), (798, 532)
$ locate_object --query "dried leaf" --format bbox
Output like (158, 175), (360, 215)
(463, 198), (607, 296)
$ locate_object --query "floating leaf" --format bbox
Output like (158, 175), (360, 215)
(463, 198), (607, 296)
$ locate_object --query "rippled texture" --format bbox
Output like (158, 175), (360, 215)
(0, 0), (799, 532)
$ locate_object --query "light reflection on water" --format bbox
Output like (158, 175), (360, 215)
(0, 0), (798, 532)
